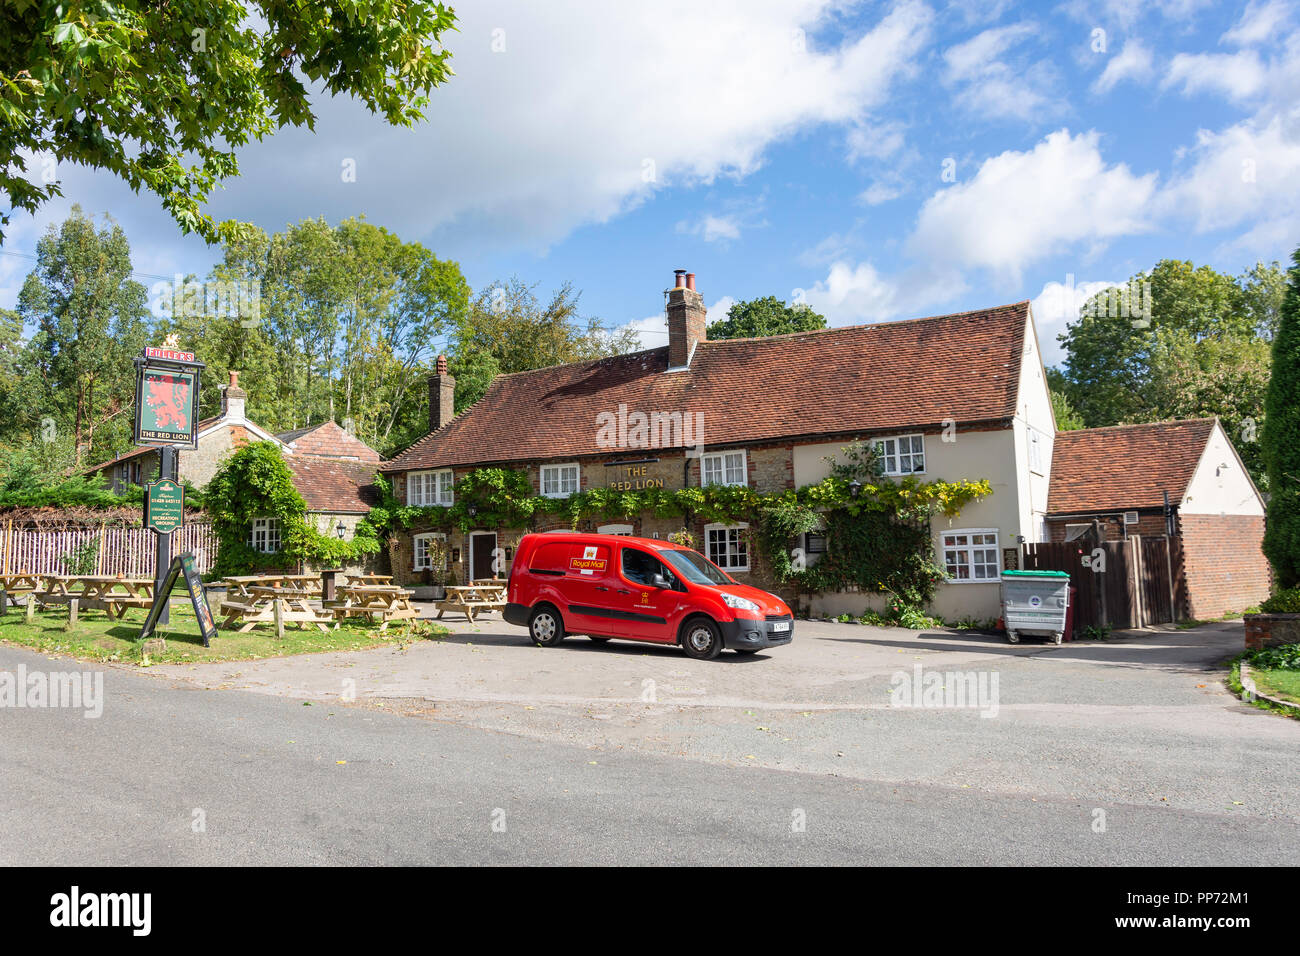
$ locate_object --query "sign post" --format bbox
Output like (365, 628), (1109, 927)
(133, 344), (204, 630)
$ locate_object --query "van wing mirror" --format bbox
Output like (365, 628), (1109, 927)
(652, 573), (670, 589)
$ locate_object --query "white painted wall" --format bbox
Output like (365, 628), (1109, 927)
(794, 309), (1054, 622)
(1181, 421), (1265, 517)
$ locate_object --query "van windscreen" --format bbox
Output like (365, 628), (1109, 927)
(661, 548), (733, 585)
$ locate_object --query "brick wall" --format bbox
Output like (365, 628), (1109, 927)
(1180, 513), (1270, 619)
(1045, 511), (1167, 543)
(1244, 614), (1300, 650)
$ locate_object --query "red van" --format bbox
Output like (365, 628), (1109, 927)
(503, 532), (794, 660)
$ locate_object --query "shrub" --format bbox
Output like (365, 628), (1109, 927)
(1247, 643), (1300, 670)
(1261, 588), (1300, 613)
(1262, 246), (1300, 587)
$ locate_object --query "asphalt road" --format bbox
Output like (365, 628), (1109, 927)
(3, 633), (1298, 865)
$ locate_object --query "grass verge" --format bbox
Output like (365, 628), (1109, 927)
(0, 602), (448, 665)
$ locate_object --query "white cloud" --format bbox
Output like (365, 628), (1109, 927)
(859, 181), (903, 204)
(619, 295), (736, 349)
(191, 0), (934, 252)
(1030, 277), (1123, 365)
(941, 22), (1058, 121)
(906, 129), (1158, 281)
(845, 121), (906, 163)
(1222, 0), (1293, 46)
(1091, 39), (1155, 94)
(1157, 114), (1300, 249)
(1163, 50), (1268, 101)
(678, 215), (742, 243)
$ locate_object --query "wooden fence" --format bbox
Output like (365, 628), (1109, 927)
(1021, 535), (1180, 635)
(0, 522), (218, 577)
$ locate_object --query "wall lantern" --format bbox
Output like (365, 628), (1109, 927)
(848, 479), (862, 499)
(467, 504), (478, 518)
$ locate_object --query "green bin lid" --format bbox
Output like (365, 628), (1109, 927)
(1002, 569), (1070, 578)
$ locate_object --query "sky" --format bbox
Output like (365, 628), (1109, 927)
(3, 0), (1300, 368)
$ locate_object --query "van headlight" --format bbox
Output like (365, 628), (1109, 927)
(722, 593), (760, 613)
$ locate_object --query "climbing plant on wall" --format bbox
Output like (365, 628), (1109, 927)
(367, 442), (991, 610)
(205, 441), (381, 576)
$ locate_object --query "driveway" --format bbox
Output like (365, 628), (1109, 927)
(148, 615), (1300, 825)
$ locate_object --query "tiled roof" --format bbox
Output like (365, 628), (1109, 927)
(82, 415), (222, 474)
(1046, 419), (1217, 514)
(277, 420), (383, 462)
(384, 302), (1030, 472)
(284, 457), (382, 513)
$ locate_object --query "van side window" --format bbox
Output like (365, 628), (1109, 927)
(621, 547), (667, 587)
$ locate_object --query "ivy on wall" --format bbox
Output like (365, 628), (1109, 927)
(368, 443), (992, 608)
(205, 442), (381, 576)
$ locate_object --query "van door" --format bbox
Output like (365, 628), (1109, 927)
(606, 546), (682, 643)
(534, 540), (617, 635)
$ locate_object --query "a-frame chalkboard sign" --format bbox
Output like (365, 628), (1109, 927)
(139, 551), (218, 647)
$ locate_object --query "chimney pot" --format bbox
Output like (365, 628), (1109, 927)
(685, 272), (696, 291)
(229, 370), (239, 388)
(436, 353), (448, 375)
(674, 269), (687, 288)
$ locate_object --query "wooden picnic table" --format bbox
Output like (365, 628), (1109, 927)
(222, 574), (323, 599)
(435, 582), (507, 623)
(219, 584), (332, 634)
(32, 575), (155, 621)
(345, 573), (394, 586)
(329, 584), (419, 631)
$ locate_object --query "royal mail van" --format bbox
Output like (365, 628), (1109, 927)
(503, 532), (794, 660)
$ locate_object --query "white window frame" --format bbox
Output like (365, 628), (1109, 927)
(1028, 427), (1046, 476)
(408, 469), (454, 507)
(874, 434), (925, 476)
(249, 517), (282, 554)
(597, 523), (634, 536)
(941, 528), (1000, 583)
(413, 532), (447, 572)
(700, 450), (747, 487)
(540, 462), (580, 498)
(705, 522), (749, 572)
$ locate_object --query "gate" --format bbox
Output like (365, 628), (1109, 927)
(1021, 535), (1177, 635)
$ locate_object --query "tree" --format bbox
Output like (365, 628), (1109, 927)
(707, 296), (827, 340)
(1050, 389), (1084, 431)
(1055, 258), (1284, 484)
(448, 278), (640, 409)
(0, 1), (457, 244)
(1262, 247), (1300, 590)
(9, 206), (148, 467)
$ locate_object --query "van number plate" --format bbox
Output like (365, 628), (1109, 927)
(772, 621), (790, 632)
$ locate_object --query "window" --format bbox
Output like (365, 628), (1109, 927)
(1028, 428), (1046, 475)
(408, 469), (453, 506)
(705, 522), (749, 572)
(413, 532), (447, 571)
(875, 434), (925, 475)
(942, 530), (1000, 582)
(621, 547), (673, 587)
(540, 463), (580, 498)
(249, 517), (282, 553)
(701, 450), (747, 487)
(801, 530), (828, 567)
(598, 523), (634, 536)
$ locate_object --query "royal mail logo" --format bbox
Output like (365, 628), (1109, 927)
(569, 546), (607, 573)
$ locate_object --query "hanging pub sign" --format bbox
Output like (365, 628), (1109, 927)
(139, 552), (218, 647)
(133, 344), (203, 449)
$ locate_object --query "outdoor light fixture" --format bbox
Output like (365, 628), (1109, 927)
(848, 479), (862, 498)
(467, 504), (478, 518)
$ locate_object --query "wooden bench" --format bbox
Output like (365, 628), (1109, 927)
(434, 584), (506, 623)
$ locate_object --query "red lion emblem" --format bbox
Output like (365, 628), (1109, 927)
(146, 375), (190, 430)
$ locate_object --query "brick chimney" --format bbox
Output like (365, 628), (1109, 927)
(666, 269), (706, 370)
(428, 354), (456, 432)
(222, 370), (247, 422)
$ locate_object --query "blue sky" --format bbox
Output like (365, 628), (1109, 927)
(4, 0), (1299, 367)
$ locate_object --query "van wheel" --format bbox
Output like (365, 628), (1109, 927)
(681, 617), (723, 660)
(528, 606), (565, 647)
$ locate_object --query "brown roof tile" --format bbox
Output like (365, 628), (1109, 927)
(1046, 419), (1217, 514)
(285, 457), (381, 513)
(384, 302), (1029, 472)
(277, 421), (383, 462)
